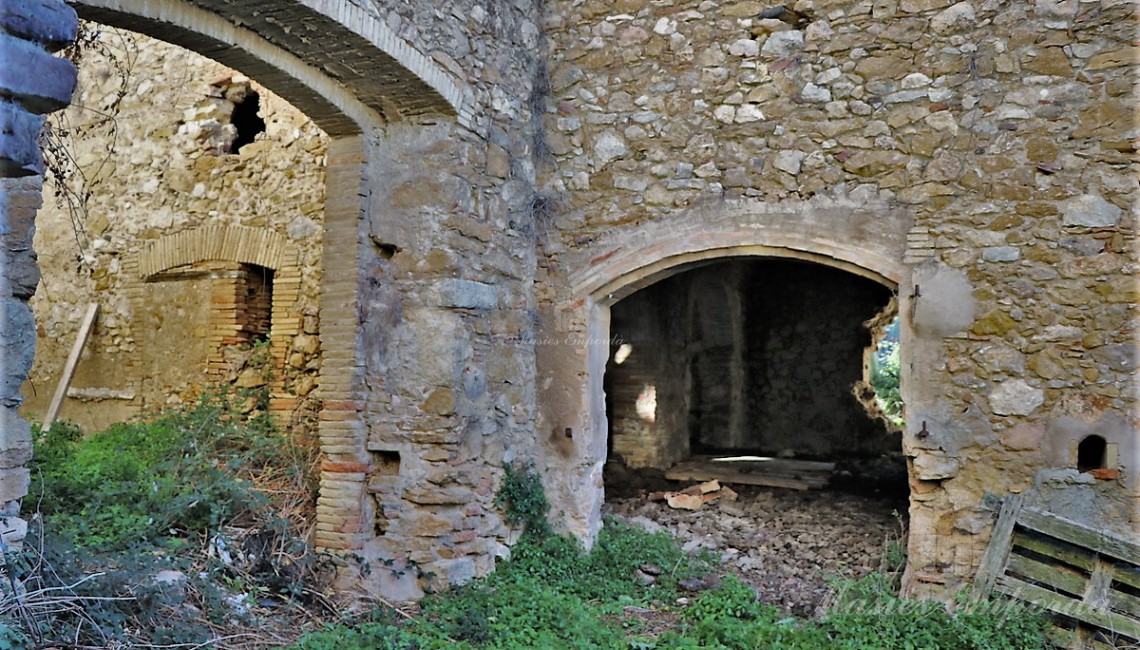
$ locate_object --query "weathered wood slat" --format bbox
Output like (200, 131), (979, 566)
(1047, 626), (1120, 650)
(41, 303), (100, 433)
(1114, 564), (1140, 591)
(996, 575), (1140, 640)
(975, 495), (1023, 592)
(664, 463), (827, 490)
(1006, 553), (1087, 596)
(1110, 589), (1140, 618)
(699, 455), (837, 472)
(1013, 530), (1097, 572)
(1018, 508), (1140, 565)
(674, 460), (835, 480)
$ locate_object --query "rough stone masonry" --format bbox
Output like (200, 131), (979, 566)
(0, 0), (78, 550)
(5, 0), (1138, 600)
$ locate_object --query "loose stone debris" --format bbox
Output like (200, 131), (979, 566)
(607, 465), (907, 616)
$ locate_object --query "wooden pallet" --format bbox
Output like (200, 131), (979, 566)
(976, 495), (1140, 646)
(664, 456), (833, 490)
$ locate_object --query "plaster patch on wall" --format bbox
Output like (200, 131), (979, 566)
(909, 263), (974, 339)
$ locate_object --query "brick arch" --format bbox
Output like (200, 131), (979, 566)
(568, 196), (911, 304)
(137, 226), (297, 279)
(53, 0), (464, 559)
(72, 0), (473, 135)
(128, 225), (305, 414)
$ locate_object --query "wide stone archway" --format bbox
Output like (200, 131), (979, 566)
(535, 195), (924, 577)
(6, 0), (479, 573)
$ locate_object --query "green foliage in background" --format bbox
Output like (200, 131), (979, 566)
(870, 336), (903, 426)
(7, 384), (322, 648)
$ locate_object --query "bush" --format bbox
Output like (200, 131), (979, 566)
(870, 336), (903, 425)
(30, 388), (303, 550)
(7, 387), (323, 648)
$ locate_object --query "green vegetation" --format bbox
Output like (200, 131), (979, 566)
(288, 464), (1051, 650)
(3, 384), (322, 648)
(870, 320), (903, 426)
(3, 395), (1050, 649)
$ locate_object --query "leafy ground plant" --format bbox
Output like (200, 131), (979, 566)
(288, 464), (1052, 650)
(3, 386), (326, 648)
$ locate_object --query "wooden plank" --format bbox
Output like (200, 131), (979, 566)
(975, 495), (1023, 592)
(672, 458), (833, 480)
(1114, 564), (1140, 591)
(672, 459), (834, 481)
(1087, 559), (1115, 611)
(664, 464), (825, 490)
(1013, 530), (1098, 572)
(1019, 508), (1140, 565)
(995, 575), (1140, 640)
(1046, 623), (1128, 650)
(1007, 553), (1088, 596)
(1110, 589), (1140, 618)
(699, 455), (837, 472)
(41, 303), (99, 433)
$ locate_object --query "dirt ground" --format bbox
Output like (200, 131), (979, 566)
(604, 457), (910, 617)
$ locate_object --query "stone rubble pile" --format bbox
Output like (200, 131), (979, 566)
(608, 485), (905, 616)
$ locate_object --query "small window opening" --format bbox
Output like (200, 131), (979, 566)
(373, 450), (401, 475)
(238, 264), (273, 344)
(230, 91), (266, 154)
(1077, 435), (1107, 473)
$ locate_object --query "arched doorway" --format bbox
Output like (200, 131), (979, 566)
(580, 242), (912, 608)
(536, 197), (918, 583)
(604, 256), (900, 472)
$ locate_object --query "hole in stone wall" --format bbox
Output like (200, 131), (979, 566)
(373, 495), (389, 536)
(856, 306), (903, 432)
(230, 91), (266, 154)
(368, 450), (401, 537)
(1077, 435), (1107, 473)
(373, 450), (401, 475)
(237, 264), (274, 344)
(372, 239), (399, 260)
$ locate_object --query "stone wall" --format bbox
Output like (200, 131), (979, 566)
(22, 27), (328, 431)
(312, 0), (547, 597)
(7, 0), (1135, 602)
(0, 0), (78, 550)
(537, 0), (1137, 595)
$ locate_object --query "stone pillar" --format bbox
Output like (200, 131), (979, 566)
(0, 0), (78, 548)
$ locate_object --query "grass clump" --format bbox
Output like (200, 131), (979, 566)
(655, 573), (1051, 650)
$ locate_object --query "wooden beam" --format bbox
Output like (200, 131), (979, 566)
(995, 575), (1140, 640)
(975, 494), (1022, 592)
(41, 303), (99, 433)
(665, 461), (828, 490)
(1013, 530), (1097, 572)
(1019, 507), (1140, 565)
(1007, 553), (1087, 597)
